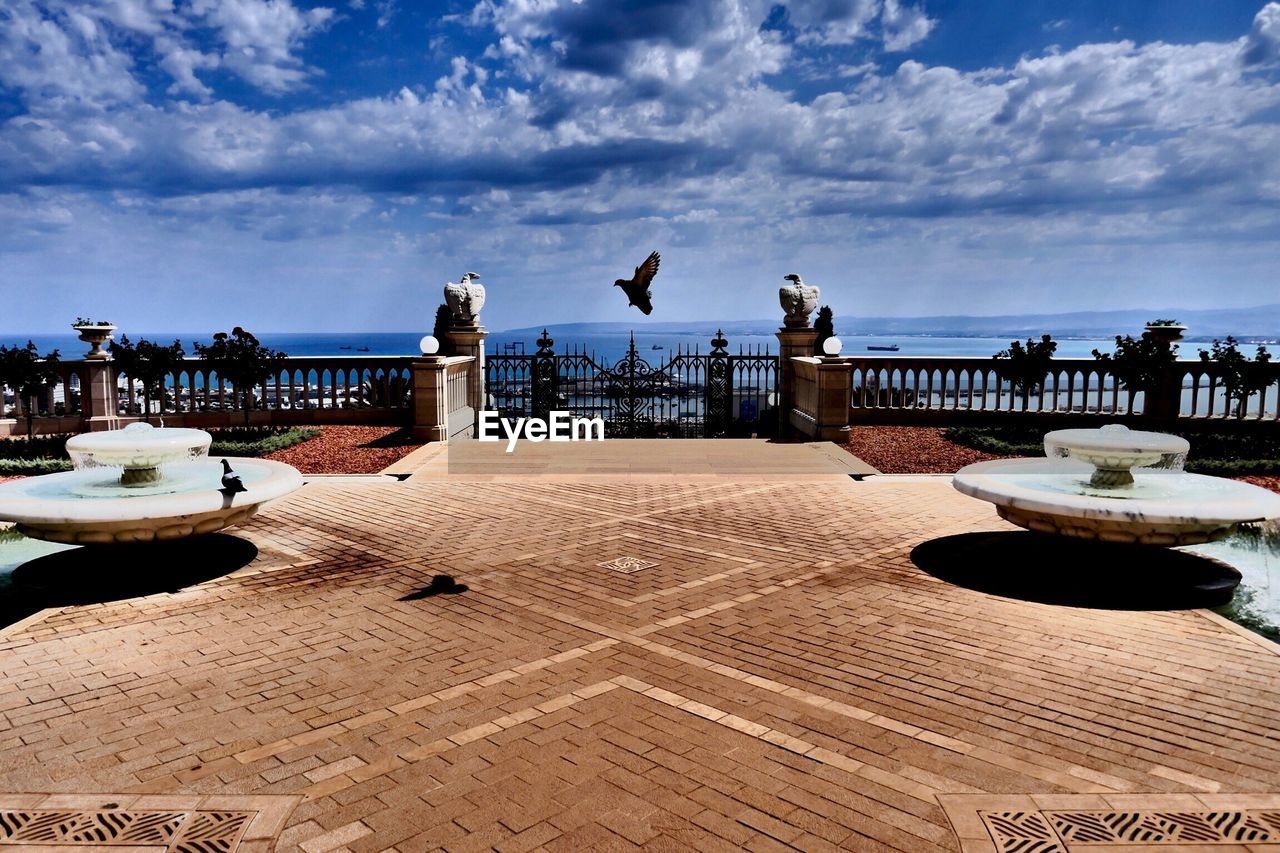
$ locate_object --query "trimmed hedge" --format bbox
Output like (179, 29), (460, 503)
(0, 435), (69, 461)
(208, 427), (320, 457)
(0, 427), (320, 477)
(943, 425), (1280, 476)
(0, 458), (72, 476)
(942, 426), (1043, 458)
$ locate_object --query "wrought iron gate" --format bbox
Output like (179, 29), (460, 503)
(486, 331), (779, 437)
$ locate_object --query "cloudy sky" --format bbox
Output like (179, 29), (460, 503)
(3, 0), (1279, 333)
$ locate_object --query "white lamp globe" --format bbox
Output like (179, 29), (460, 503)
(419, 335), (440, 355)
(822, 336), (843, 356)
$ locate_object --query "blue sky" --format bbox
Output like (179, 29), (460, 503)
(2, 0), (1279, 333)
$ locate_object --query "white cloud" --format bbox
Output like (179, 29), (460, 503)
(189, 0), (335, 94)
(2, 1), (1280, 329)
(881, 0), (934, 51)
(0, 0), (145, 108)
(1244, 1), (1280, 65)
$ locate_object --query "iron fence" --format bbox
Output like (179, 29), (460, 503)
(486, 331), (779, 437)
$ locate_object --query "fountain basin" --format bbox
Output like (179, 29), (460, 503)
(67, 423), (212, 487)
(1043, 424), (1189, 488)
(0, 458), (302, 544)
(954, 457), (1280, 545)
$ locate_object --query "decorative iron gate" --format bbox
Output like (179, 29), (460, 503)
(486, 331), (779, 437)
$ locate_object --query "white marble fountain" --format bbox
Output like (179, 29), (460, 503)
(0, 423), (303, 544)
(954, 424), (1280, 546)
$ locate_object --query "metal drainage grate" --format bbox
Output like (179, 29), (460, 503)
(598, 557), (658, 574)
(980, 809), (1280, 850)
(0, 809), (253, 850)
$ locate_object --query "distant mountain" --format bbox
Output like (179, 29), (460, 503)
(503, 304), (1280, 341)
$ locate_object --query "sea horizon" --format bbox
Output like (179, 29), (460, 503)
(0, 330), (1183, 364)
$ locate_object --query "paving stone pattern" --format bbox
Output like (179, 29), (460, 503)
(2, 466), (1278, 851)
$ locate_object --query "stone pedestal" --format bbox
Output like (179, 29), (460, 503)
(445, 325), (488, 417)
(411, 356), (450, 442)
(812, 358), (854, 441)
(776, 327), (818, 437)
(81, 361), (121, 431)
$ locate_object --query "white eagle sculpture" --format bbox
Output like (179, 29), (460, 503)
(779, 274), (820, 328)
(444, 271), (486, 327)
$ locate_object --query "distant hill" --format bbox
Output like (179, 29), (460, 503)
(503, 304), (1280, 341)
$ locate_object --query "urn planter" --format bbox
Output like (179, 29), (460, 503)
(73, 324), (118, 360)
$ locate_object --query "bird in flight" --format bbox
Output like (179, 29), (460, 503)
(613, 250), (661, 315)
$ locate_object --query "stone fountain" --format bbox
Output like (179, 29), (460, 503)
(0, 423), (302, 544)
(954, 424), (1280, 546)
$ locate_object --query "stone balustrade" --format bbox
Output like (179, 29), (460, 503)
(1, 353), (487, 438)
(782, 354), (1280, 437)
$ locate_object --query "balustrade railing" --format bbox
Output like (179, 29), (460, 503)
(3, 355), (416, 435)
(840, 356), (1280, 422)
(115, 356), (414, 417)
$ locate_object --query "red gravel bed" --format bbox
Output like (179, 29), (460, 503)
(262, 426), (423, 474)
(842, 426), (1280, 498)
(843, 426), (1012, 474)
(1239, 475), (1280, 495)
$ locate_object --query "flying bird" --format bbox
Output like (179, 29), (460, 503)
(613, 251), (661, 315)
(220, 459), (247, 494)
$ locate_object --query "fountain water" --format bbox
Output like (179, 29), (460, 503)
(0, 423), (302, 544)
(954, 424), (1280, 546)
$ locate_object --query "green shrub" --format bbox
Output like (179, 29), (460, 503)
(944, 425), (1280, 475)
(1183, 458), (1280, 477)
(0, 435), (70, 460)
(942, 426), (1043, 457)
(208, 427), (319, 457)
(0, 458), (72, 476)
(0, 426), (318, 475)
(0, 526), (26, 543)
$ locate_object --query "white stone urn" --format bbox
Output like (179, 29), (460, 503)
(1143, 323), (1186, 345)
(444, 272), (485, 328)
(779, 274), (820, 328)
(73, 323), (117, 360)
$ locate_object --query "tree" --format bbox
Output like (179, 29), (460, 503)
(0, 341), (62, 437)
(1199, 337), (1273, 418)
(1092, 333), (1178, 412)
(993, 334), (1057, 411)
(432, 303), (452, 348)
(813, 306), (835, 355)
(109, 336), (187, 423)
(194, 327), (288, 425)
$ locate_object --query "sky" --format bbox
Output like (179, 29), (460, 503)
(2, 0), (1279, 333)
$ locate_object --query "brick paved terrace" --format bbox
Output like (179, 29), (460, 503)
(2, 440), (1279, 852)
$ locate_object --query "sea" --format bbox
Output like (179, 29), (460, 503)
(1, 330), (1128, 362)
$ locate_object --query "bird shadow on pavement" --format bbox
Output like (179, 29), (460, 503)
(400, 574), (469, 601)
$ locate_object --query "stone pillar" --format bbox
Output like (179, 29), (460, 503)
(776, 273), (821, 438)
(777, 327), (818, 432)
(445, 326), (487, 417)
(411, 356), (449, 442)
(812, 358), (854, 440)
(81, 361), (121, 431)
(442, 271), (489, 425)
